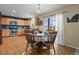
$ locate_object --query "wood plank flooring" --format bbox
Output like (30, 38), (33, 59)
(0, 35), (75, 55)
(25, 44), (75, 55)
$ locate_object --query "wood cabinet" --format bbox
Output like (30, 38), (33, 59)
(1, 17), (31, 26)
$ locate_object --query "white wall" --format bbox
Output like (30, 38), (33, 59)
(64, 5), (79, 48)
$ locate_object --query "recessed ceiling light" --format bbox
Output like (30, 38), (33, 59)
(12, 10), (15, 13)
(29, 16), (33, 18)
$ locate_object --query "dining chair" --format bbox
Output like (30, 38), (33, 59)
(47, 31), (57, 55)
(24, 30), (36, 54)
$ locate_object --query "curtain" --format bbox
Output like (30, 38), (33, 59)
(55, 13), (64, 45)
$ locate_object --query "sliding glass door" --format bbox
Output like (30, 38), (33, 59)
(43, 13), (64, 45)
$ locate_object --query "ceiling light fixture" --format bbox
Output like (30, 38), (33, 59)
(29, 16), (33, 18)
(37, 4), (42, 13)
(12, 10), (15, 13)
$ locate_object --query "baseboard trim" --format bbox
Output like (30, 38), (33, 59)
(56, 43), (79, 49)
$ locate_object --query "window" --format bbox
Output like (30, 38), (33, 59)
(43, 17), (48, 26)
(50, 16), (56, 26)
(43, 15), (56, 30)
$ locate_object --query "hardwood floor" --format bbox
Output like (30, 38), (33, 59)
(25, 44), (75, 55)
(55, 44), (75, 55)
(0, 35), (75, 55)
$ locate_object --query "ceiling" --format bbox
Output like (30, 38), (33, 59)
(0, 4), (73, 18)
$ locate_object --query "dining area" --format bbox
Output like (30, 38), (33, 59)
(0, 4), (78, 55)
(24, 28), (57, 55)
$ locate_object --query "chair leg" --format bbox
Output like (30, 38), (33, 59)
(48, 46), (50, 55)
(31, 45), (34, 55)
(25, 44), (28, 54)
(52, 45), (56, 55)
(48, 49), (50, 55)
(32, 47), (34, 55)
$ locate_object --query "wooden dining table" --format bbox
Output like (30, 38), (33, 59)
(23, 30), (57, 55)
(33, 33), (45, 42)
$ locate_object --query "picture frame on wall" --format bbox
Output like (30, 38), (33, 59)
(67, 14), (79, 23)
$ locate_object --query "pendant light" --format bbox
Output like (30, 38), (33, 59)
(37, 4), (41, 13)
